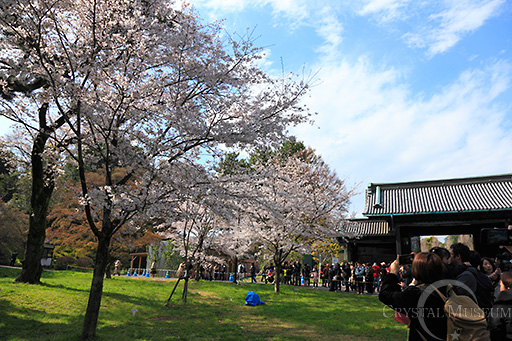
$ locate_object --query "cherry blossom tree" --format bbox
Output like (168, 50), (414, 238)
(213, 215), (258, 284)
(159, 159), (261, 299)
(159, 163), (232, 302)
(220, 143), (354, 293)
(0, 0), (82, 283)
(1, 0), (311, 338)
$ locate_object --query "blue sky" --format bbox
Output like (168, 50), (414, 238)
(185, 0), (512, 216)
(1, 0), (511, 217)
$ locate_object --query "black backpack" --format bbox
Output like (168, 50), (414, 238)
(468, 267), (493, 310)
(366, 267), (374, 280)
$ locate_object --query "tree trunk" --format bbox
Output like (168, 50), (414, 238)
(274, 262), (281, 293)
(81, 235), (111, 339)
(15, 213), (45, 283)
(273, 250), (283, 293)
(182, 278), (189, 303)
(165, 277), (182, 305)
(15, 215), (46, 284)
(233, 257), (238, 284)
(15, 106), (54, 284)
(181, 260), (193, 302)
(105, 258), (113, 279)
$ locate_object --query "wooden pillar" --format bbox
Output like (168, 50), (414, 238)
(346, 241), (353, 263)
(473, 225), (482, 254)
(395, 225), (402, 255)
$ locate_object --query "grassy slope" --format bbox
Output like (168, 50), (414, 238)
(0, 267), (407, 340)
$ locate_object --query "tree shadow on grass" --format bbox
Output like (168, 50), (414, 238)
(41, 280), (168, 310)
(41, 282), (90, 293)
(0, 266), (21, 279)
(0, 299), (83, 341)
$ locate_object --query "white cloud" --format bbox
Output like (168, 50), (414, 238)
(189, 0), (343, 47)
(357, 0), (410, 22)
(292, 58), (512, 215)
(188, 0), (310, 22)
(264, 0), (310, 21)
(404, 0), (506, 56)
(255, 48), (274, 69)
(353, 0), (506, 57)
(188, 0), (347, 76)
(314, 9), (344, 58)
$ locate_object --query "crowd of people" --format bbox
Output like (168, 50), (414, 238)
(186, 259), (389, 294)
(315, 261), (387, 294)
(378, 243), (512, 340)
(245, 260), (389, 295)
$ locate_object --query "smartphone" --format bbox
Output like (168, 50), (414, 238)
(481, 228), (512, 246)
(398, 254), (414, 265)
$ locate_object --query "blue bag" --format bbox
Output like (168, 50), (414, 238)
(244, 291), (265, 306)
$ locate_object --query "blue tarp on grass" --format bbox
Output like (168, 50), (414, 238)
(244, 291), (265, 306)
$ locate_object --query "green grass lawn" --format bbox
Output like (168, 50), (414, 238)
(0, 267), (407, 340)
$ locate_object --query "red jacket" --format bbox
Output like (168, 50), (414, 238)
(373, 265), (380, 278)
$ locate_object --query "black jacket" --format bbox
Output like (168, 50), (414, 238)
(488, 289), (512, 340)
(342, 263), (351, 278)
(379, 274), (447, 341)
(452, 265), (493, 310)
(472, 268), (494, 310)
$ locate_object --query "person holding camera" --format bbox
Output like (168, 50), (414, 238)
(379, 253), (447, 340)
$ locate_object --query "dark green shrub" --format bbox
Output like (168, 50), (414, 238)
(54, 256), (75, 270)
(75, 256), (94, 268)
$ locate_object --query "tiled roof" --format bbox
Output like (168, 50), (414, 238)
(363, 174), (512, 216)
(341, 219), (390, 237)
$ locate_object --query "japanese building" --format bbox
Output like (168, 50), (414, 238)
(340, 173), (512, 263)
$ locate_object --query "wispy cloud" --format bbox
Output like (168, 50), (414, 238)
(314, 9), (344, 59)
(353, 0), (506, 57)
(189, 0), (346, 66)
(357, 0), (410, 22)
(403, 0), (506, 56)
(189, 0), (310, 22)
(263, 0), (310, 22)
